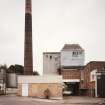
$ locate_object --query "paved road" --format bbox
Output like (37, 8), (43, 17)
(0, 95), (105, 105)
(63, 96), (105, 105)
(0, 95), (62, 105)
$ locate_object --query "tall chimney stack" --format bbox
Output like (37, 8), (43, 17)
(24, 0), (33, 75)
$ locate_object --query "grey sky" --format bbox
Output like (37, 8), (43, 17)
(0, 0), (105, 73)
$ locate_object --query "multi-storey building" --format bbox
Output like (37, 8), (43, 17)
(43, 44), (105, 97)
(43, 52), (60, 75)
(61, 44), (84, 68)
(61, 44), (85, 95)
(43, 44), (85, 95)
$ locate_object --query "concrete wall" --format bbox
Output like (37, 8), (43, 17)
(43, 53), (60, 75)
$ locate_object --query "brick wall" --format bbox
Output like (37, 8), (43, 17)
(17, 84), (22, 96)
(82, 61), (105, 89)
(80, 61), (105, 96)
(62, 69), (81, 79)
(29, 83), (62, 98)
(17, 83), (62, 99)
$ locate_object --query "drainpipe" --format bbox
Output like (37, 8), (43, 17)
(95, 73), (97, 97)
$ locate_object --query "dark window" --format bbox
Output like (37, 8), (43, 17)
(72, 51), (78, 57)
(50, 56), (52, 59)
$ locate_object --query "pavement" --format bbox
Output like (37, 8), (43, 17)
(0, 95), (105, 105)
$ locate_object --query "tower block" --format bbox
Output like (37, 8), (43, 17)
(24, 0), (33, 75)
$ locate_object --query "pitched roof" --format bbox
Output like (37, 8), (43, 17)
(61, 44), (84, 51)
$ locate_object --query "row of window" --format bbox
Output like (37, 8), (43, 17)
(72, 51), (82, 57)
(45, 55), (59, 61)
(46, 55), (52, 59)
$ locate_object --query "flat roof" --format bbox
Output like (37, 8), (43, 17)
(18, 75), (62, 84)
(63, 79), (80, 82)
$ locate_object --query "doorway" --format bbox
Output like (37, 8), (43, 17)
(97, 74), (105, 98)
(64, 82), (79, 96)
(22, 84), (28, 96)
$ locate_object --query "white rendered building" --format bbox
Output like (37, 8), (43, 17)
(43, 52), (60, 75)
(61, 44), (85, 68)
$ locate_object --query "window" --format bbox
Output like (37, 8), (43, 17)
(72, 51), (78, 57)
(50, 55), (52, 59)
(79, 51), (82, 55)
(92, 75), (95, 80)
(46, 55), (48, 58)
(55, 57), (58, 61)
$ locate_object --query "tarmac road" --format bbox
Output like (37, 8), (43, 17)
(0, 95), (105, 105)
(0, 95), (61, 105)
(63, 96), (105, 105)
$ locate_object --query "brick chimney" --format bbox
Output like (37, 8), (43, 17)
(24, 0), (33, 75)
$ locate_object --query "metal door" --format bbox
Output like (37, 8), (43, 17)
(97, 74), (105, 98)
(22, 84), (28, 96)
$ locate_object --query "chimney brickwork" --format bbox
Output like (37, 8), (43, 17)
(24, 0), (33, 75)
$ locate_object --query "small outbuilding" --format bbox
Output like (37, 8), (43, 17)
(17, 75), (63, 99)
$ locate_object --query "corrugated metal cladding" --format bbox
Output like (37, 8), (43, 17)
(6, 73), (17, 88)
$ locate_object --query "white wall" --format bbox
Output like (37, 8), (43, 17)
(43, 53), (60, 75)
(18, 75), (62, 83)
(61, 50), (84, 67)
(90, 69), (97, 82)
(0, 84), (3, 90)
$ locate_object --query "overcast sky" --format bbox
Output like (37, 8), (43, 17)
(0, 0), (105, 74)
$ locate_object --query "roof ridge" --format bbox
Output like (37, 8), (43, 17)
(61, 44), (84, 51)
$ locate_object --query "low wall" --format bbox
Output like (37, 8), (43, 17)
(18, 83), (62, 99)
(17, 75), (63, 99)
